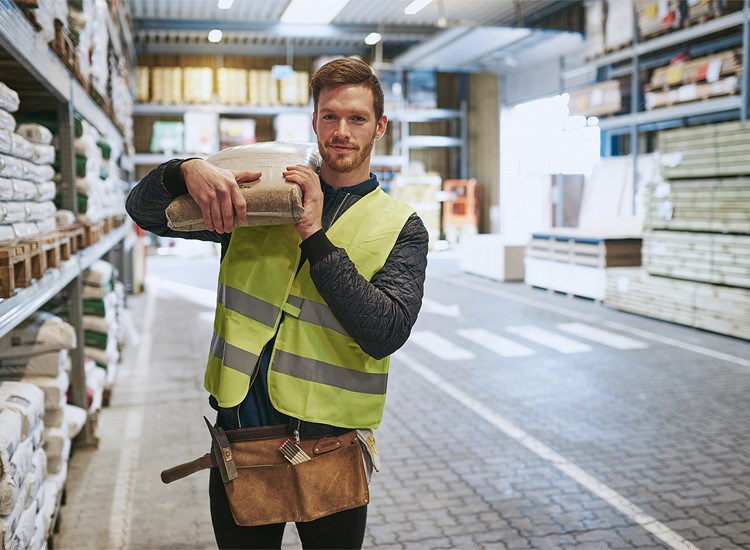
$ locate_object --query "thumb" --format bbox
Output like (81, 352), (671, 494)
(234, 170), (262, 183)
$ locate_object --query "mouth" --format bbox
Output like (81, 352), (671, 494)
(328, 142), (356, 153)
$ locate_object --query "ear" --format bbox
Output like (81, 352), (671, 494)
(312, 111), (318, 136)
(375, 115), (387, 140)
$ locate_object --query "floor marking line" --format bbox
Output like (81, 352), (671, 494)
(557, 322), (649, 350)
(395, 350), (701, 550)
(410, 330), (476, 360)
(507, 325), (592, 354)
(457, 328), (535, 357)
(429, 272), (750, 369)
(107, 280), (157, 548)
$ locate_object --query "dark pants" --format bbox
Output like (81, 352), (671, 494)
(209, 467), (368, 549)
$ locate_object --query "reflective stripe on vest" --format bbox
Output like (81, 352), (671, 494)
(204, 188), (414, 429)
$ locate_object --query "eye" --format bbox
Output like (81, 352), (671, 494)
(322, 114), (337, 121)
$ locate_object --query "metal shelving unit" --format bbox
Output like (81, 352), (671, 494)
(132, 103), (468, 178)
(0, 0), (132, 432)
(569, 4), (750, 155)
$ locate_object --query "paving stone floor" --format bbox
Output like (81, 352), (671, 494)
(54, 250), (750, 549)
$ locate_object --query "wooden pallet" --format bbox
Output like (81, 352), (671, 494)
(50, 19), (78, 77)
(56, 224), (86, 253)
(82, 221), (105, 247)
(0, 242), (33, 298)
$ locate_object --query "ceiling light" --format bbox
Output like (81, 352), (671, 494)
(404, 0), (434, 15)
(281, 0), (351, 24)
(217, 0), (234, 9)
(208, 29), (223, 43)
(365, 32), (382, 45)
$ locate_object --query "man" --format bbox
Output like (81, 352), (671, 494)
(126, 57), (428, 549)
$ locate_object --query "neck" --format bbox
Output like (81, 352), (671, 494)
(319, 163), (372, 189)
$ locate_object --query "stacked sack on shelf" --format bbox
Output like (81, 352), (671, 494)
(0, 81), (58, 245)
(0, 382), (46, 550)
(73, 117), (127, 225)
(82, 260), (127, 394)
(0, 311), (87, 550)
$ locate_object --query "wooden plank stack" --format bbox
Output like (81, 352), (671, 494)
(644, 49), (742, 111)
(525, 230), (642, 301)
(658, 120), (750, 178)
(649, 177), (750, 233)
(605, 120), (750, 340)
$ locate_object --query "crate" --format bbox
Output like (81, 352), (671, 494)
(0, 242), (33, 297)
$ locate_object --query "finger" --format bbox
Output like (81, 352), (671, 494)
(232, 186), (247, 226)
(199, 203), (215, 232)
(234, 170), (262, 183)
(221, 195), (235, 232)
(210, 200), (226, 233)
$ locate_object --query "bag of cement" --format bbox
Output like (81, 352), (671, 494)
(0, 382), (45, 439)
(0, 488), (24, 549)
(165, 141), (319, 231)
(15, 123), (53, 146)
(42, 427), (71, 475)
(0, 349), (70, 378)
(0, 312), (76, 358)
(0, 408), (21, 478)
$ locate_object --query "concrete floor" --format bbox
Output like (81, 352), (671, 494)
(54, 248), (750, 549)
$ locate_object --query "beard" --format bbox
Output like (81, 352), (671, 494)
(319, 135), (376, 174)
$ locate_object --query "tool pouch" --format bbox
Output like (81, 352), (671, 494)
(161, 422), (369, 527)
(227, 430), (368, 526)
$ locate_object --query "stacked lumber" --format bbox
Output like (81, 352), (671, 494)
(643, 230), (750, 287)
(644, 49), (742, 111)
(605, 120), (750, 340)
(636, 0), (682, 40)
(606, 267), (750, 340)
(648, 177), (750, 233)
(658, 120), (750, 178)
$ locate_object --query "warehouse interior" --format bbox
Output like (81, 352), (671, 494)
(0, 0), (749, 548)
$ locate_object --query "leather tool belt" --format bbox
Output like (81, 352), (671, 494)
(161, 418), (369, 526)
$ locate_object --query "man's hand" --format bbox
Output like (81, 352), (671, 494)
(181, 159), (261, 233)
(283, 164), (323, 240)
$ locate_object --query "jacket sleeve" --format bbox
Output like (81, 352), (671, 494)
(303, 213), (429, 359)
(125, 159), (222, 243)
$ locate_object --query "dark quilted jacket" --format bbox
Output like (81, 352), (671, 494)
(126, 159), (429, 359)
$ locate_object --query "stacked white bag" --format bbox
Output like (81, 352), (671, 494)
(0, 81), (58, 245)
(0, 312), (87, 548)
(82, 260), (126, 394)
(74, 119), (127, 226)
(0, 381), (46, 550)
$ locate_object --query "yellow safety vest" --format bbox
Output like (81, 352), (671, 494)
(204, 187), (414, 429)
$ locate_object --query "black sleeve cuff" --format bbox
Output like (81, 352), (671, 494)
(299, 229), (337, 266)
(163, 157), (201, 197)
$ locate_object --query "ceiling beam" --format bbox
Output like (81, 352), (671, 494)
(133, 18), (438, 38)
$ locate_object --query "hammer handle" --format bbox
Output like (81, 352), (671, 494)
(161, 453), (214, 484)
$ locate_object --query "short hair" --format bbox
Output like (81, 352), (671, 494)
(310, 57), (385, 120)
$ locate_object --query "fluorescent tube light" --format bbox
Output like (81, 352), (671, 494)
(208, 29), (223, 42)
(404, 0), (434, 15)
(217, 0), (234, 9)
(365, 32), (382, 45)
(281, 0), (351, 24)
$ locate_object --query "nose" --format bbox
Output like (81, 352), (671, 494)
(334, 119), (350, 138)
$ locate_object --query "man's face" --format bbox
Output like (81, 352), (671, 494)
(313, 84), (386, 177)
